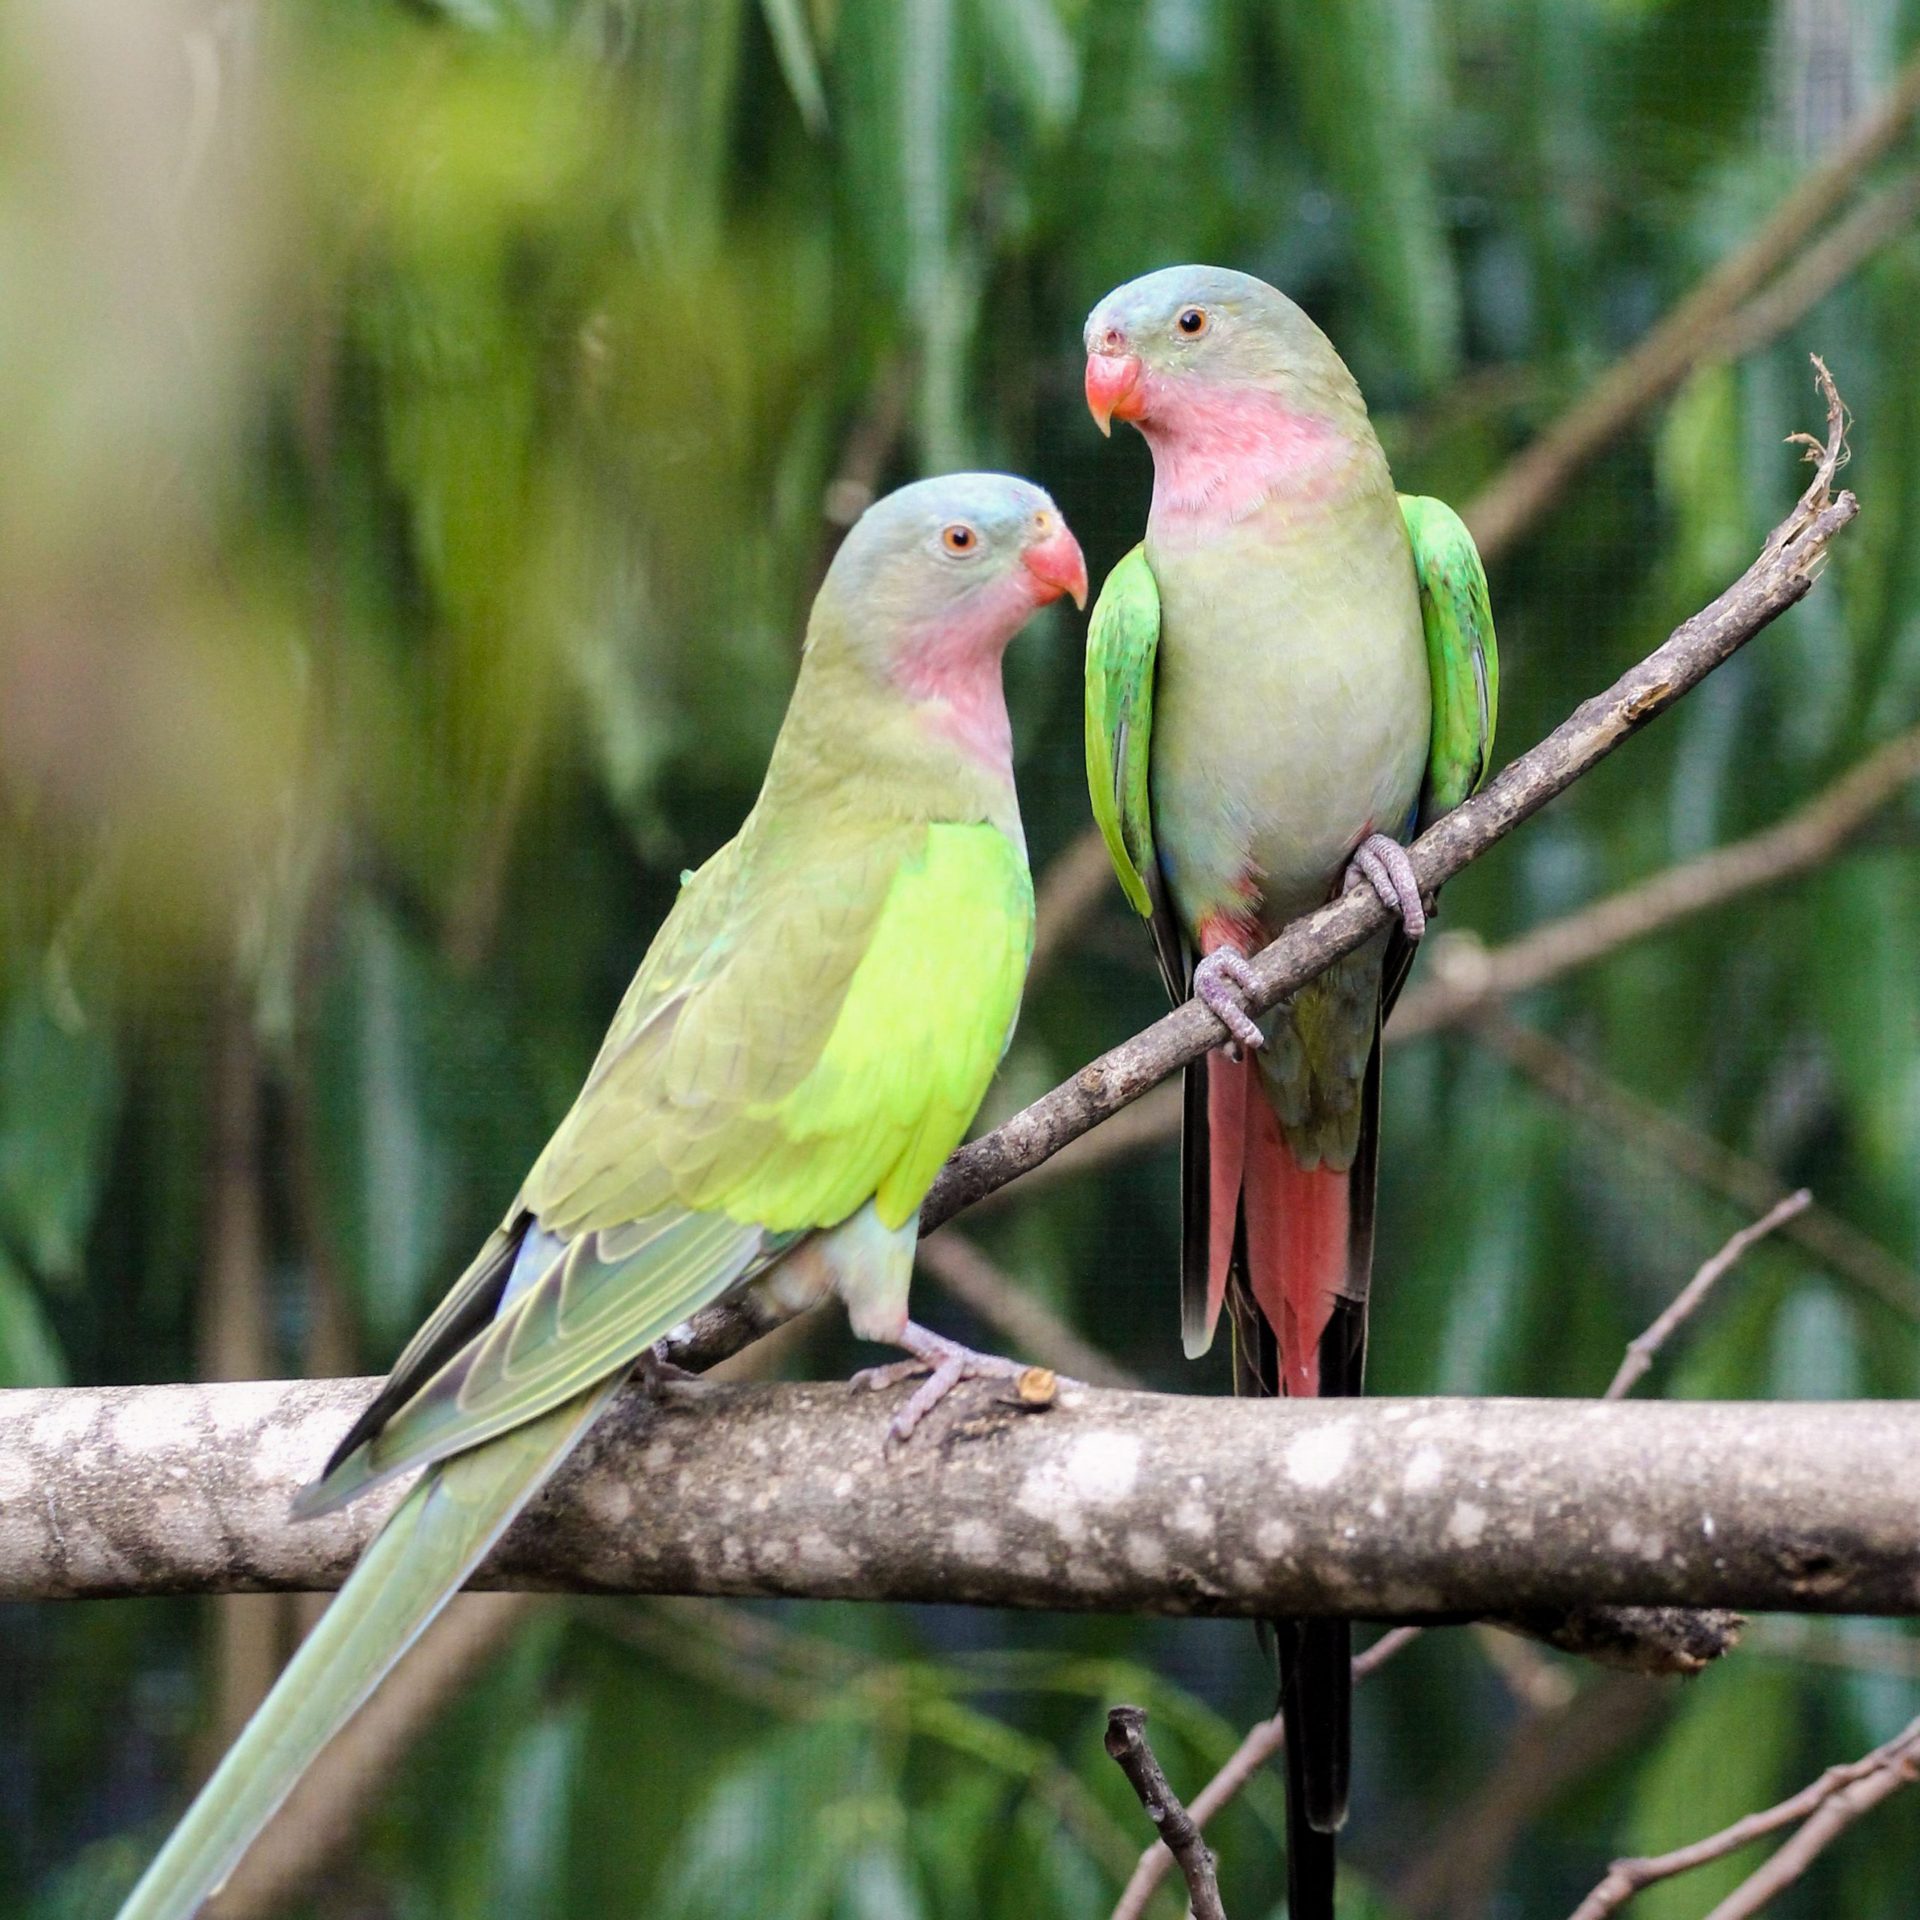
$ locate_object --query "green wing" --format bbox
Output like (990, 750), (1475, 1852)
(1401, 494), (1499, 826)
(1084, 543), (1188, 999)
(304, 819), (1033, 1512)
(1085, 542), (1162, 917)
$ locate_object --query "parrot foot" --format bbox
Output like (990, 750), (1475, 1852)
(851, 1322), (1053, 1441)
(1192, 949), (1266, 1060)
(1344, 832), (1427, 939)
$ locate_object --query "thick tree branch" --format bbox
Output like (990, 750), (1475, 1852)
(6, 1377), (1918, 1613)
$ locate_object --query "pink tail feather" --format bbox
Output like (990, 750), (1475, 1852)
(1224, 1060), (1347, 1397)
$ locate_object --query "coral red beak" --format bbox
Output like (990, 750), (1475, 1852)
(1085, 352), (1145, 436)
(1022, 523), (1088, 610)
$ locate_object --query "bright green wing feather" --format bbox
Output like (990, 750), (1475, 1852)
(1084, 542), (1163, 919)
(306, 820), (1033, 1509)
(1401, 494), (1499, 826)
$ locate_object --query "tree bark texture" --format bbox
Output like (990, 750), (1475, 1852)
(6, 1375), (1915, 1617)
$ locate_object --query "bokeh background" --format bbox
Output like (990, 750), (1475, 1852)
(4, 1), (1920, 1915)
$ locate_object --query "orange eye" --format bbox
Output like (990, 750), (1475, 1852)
(941, 523), (979, 555)
(1176, 306), (1209, 337)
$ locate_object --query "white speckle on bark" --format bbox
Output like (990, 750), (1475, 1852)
(31, 1396), (97, 1450)
(1255, 1517), (1297, 1557)
(643, 1440), (676, 1472)
(110, 1395), (204, 1458)
(794, 1530), (854, 1577)
(1403, 1446), (1445, 1493)
(951, 1519), (999, 1562)
(1014, 1431), (1141, 1545)
(0, 1451), (34, 1502)
(1609, 1519), (1641, 1554)
(586, 1479), (635, 1527)
(1124, 1531), (1167, 1577)
(1285, 1426), (1352, 1489)
(1448, 1502), (1488, 1547)
(832, 1473), (855, 1499)
(1171, 1497), (1214, 1538)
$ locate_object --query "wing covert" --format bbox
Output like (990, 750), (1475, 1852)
(1401, 494), (1499, 828)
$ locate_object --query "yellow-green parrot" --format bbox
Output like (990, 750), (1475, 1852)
(115, 473), (1087, 1920)
(1081, 265), (1497, 1920)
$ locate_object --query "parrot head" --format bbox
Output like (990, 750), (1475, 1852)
(819, 472), (1086, 644)
(811, 474), (1086, 763)
(1082, 264), (1358, 438)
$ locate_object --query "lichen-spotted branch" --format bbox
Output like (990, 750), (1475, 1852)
(5, 1375), (1917, 1614)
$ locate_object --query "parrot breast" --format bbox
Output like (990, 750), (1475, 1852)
(1146, 477), (1429, 931)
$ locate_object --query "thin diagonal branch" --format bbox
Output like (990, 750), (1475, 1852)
(1463, 58), (1918, 558)
(913, 365), (1850, 1237)
(1392, 722), (1920, 1041)
(1567, 1713), (1920, 1920)
(1476, 1011), (1920, 1321)
(1603, 1189), (1811, 1398)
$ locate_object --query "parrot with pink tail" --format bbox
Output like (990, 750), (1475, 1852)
(1081, 265), (1497, 1920)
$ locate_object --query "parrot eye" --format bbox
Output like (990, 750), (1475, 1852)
(1175, 306), (1210, 338)
(940, 523), (981, 557)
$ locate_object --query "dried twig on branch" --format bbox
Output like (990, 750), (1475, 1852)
(1103, 1708), (1228, 1920)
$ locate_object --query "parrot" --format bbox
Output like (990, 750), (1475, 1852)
(1080, 265), (1497, 1920)
(114, 472), (1088, 1920)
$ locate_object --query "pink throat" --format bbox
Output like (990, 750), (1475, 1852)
(1137, 378), (1350, 530)
(892, 575), (1037, 767)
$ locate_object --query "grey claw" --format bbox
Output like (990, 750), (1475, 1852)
(1344, 833), (1427, 940)
(1192, 950), (1266, 1056)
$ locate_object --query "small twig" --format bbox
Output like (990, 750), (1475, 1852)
(1109, 1629), (1418, 1920)
(1103, 1707), (1229, 1920)
(1566, 1713), (1920, 1920)
(1604, 1190), (1812, 1399)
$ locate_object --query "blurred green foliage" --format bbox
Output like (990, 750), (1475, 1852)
(4, 0), (1920, 1915)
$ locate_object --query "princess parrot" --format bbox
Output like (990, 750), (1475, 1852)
(1081, 266), (1496, 1920)
(115, 473), (1087, 1920)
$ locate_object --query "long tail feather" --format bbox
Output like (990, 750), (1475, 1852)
(115, 1382), (613, 1920)
(1207, 1023), (1382, 1920)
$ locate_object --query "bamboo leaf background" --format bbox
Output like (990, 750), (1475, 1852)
(2, 1), (1918, 1914)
